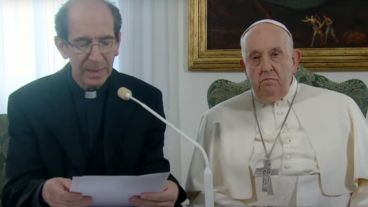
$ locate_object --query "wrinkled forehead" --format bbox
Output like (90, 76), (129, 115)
(241, 19), (292, 40)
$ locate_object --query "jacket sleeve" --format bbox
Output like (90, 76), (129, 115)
(2, 94), (47, 207)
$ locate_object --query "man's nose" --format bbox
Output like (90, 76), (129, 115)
(260, 56), (273, 72)
(88, 44), (104, 61)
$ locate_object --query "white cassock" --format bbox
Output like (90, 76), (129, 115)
(187, 78), (368, 206)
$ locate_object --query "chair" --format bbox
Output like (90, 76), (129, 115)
(207, 65), (368, 116)
(0, 114), (9, 205)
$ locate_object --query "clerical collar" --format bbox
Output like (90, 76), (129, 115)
(84, 91), (97, 99)
(252, 76), (298, 105)
(67, 68), (111, 100)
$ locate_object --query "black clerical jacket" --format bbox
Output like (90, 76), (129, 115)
(2, 64), (186, 206)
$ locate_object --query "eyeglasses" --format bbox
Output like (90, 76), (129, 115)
(63, 38), (116, 54)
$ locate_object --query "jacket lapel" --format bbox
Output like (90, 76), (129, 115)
(103, 71), (136, 172)
(49, 66), (86, 173)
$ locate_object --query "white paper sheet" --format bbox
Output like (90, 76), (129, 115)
(70, 172), (169, 207)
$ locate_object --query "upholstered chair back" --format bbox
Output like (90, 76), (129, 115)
(0, 114), (9, 204)
(207, 66), (368, 116)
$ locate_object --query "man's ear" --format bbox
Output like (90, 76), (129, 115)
(240, 59), (247, 74)
(291, 49), (302, 73)
(114, 32), (122, 56)
(54, 37), (69, 59)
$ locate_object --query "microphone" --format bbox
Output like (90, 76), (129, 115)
(117, 87), (214, 207)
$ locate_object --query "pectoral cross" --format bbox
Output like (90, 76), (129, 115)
(254, 159), (278, 195)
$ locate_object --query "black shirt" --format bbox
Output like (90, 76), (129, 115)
(67, 71), (111, 175)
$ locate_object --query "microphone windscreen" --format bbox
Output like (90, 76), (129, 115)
(117, 87), (132, 100)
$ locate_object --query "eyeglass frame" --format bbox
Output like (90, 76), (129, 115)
(62, 36), (117, 55)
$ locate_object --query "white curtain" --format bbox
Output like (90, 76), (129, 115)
(118, 0), (184, 181)
(0, 0), (68, 114)
(0, 0), (185, 182)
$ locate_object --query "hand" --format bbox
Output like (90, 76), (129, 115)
(42, 177), (92, 207)
(129, 180), (179, 207)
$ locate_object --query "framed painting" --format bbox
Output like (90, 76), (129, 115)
(189, 0), (368, 72)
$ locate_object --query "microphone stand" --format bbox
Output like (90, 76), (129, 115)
(125, 93), (214, 207)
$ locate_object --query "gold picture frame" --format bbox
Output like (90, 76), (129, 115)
(188, 0), (368, 72)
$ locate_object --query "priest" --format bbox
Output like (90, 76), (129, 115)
(2, 0), (186, 206)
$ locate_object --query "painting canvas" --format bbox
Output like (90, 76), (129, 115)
(189, 0), (368, 71)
